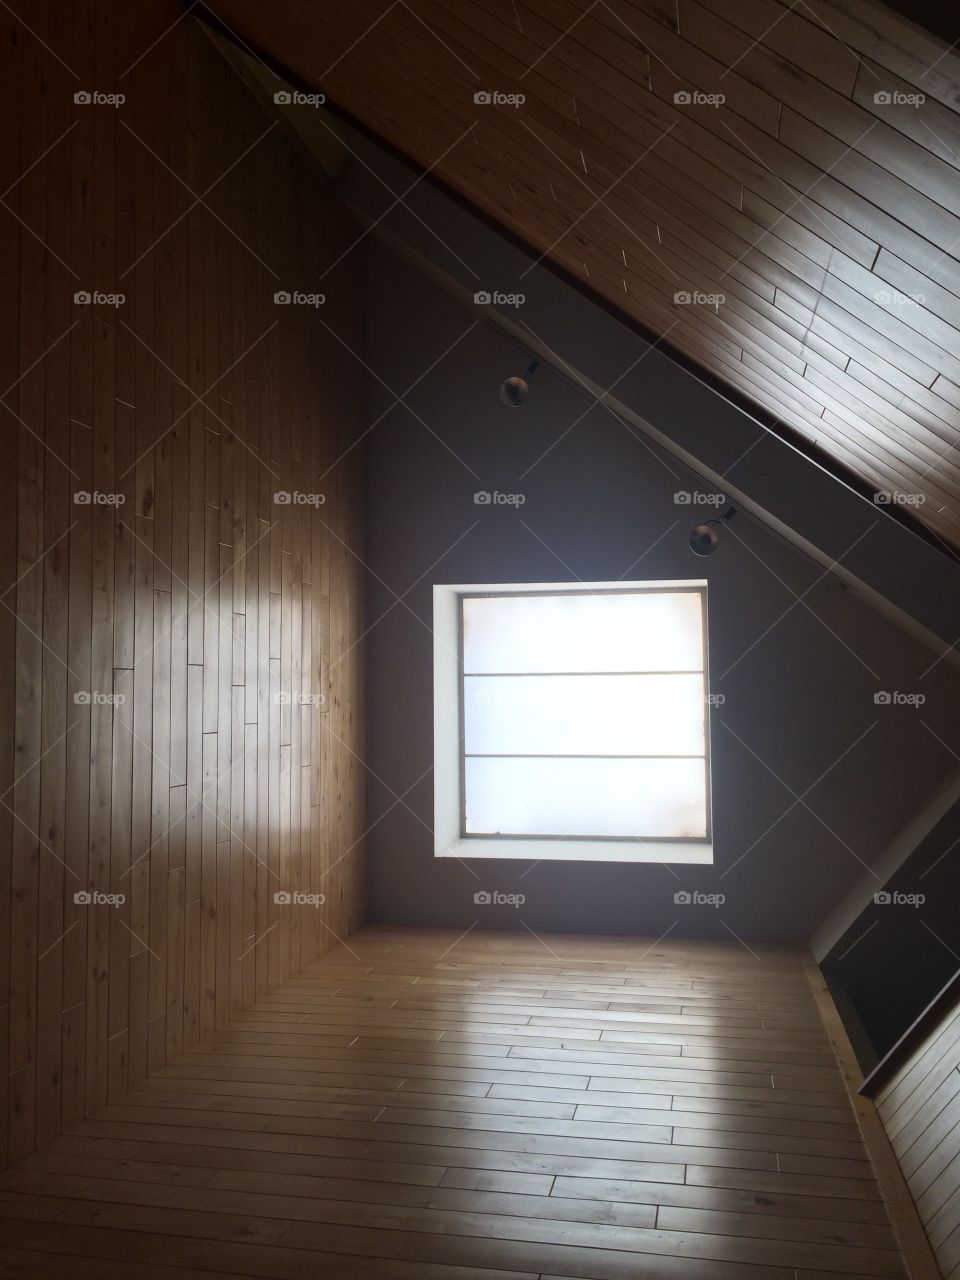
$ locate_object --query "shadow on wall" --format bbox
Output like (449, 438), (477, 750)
(363, 241), (960, 944)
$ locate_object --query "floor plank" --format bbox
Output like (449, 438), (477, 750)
(0, 927), (907, 1279)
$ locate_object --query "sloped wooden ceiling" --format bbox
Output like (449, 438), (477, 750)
(207, 0), (960, 549)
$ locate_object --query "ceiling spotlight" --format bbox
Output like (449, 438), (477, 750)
(689, 506), (736, 556)
(500, 358), (539, 408)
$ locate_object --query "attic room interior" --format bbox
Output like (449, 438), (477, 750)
(3, 0), (960, 1277)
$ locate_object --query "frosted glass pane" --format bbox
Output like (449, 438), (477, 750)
(464, 674), (705, 756)
(462, 591), (703, 673)
(465, 757), (707, 838)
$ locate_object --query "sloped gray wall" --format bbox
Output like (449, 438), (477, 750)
(363, 242), (960, 941)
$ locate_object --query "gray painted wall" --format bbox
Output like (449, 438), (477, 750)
(363, 242), (960, 942)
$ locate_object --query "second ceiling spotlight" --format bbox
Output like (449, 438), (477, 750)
(500, 359), (540, 407)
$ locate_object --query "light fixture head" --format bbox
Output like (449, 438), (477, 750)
(499, 358), (539, 408)
(689, 522), (720, 556)
(688, 506), (736, 556)
(499, 375), (529, 407)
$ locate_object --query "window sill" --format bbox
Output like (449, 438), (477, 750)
(435, 836), (714, 864)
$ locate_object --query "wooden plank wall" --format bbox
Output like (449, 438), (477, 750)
(0, 0), (367, 1170)
(876, 1003), (960, 1278)
(205, 0), (960, 551)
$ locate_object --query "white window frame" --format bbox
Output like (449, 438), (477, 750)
(433, 580), (714, 864)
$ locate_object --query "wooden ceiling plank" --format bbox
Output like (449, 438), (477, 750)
(315, 24), (855, 334)
(789, 0), (960, 115)
(521, 0), (782, 137)
(773, 289), (938, 392)
(337, 11), (909, 348)
(780, 108), (960, 269)
(819, 272), (960, 386)
(420, 0), (889, 275)
(798, 368), (960, 503)
(931, 377), (960, 413)
(677, 0), (960, 207)
(852, 58), (960, 174)
(873, 251), (960, 331)
(738, 350), (960, 497)
(499, 8), (887, 270)
(679, 0), (861, 96)
(846, 362), (960, 449)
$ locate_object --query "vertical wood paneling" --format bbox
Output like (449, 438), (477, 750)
(0, 0), (366, 1169)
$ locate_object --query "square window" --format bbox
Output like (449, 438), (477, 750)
(434, 581), (713, 863)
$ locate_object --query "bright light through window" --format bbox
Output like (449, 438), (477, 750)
(434, 581), (713, 864)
